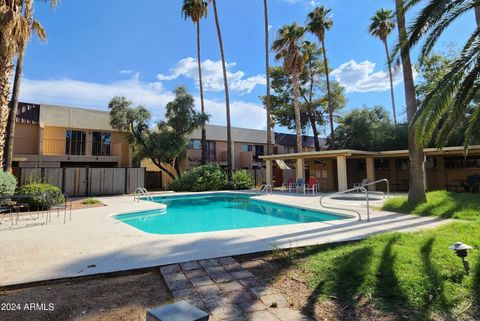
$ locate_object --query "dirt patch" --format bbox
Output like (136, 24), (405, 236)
(70, 199), (106, 210)
(235, 252), (398, 321)
(0, 271), (172, 321)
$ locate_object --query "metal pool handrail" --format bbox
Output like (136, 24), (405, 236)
(133, 187), (153, 202)
(255, 184), (273, 196)
(319, 178), (390, 221)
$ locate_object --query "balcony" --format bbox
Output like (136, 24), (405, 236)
(240, 152), (264, 169)
(187, 149), (227, 165)
(13, 137), (39, 155)
(13, 138), (119, 158)
(42, 139), (121, 157)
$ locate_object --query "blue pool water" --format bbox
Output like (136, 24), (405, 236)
(114, 193), (346, 234)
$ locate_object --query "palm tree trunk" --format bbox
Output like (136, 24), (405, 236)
(196, 21), (207, 165)
(263, 0), (273, 155)
(5, 49), (25, 172)
(291, 72), (303, 153)
(308, 113), (321, 151)
(475, 6), (480, 26)
(0, 57), (15, 167)
(395, 0), (426, 205)
(211, 0), (232, 180)
(384, 39), (397, 125)
(321, 39), (335, 149)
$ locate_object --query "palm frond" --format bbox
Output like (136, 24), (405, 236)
(464, 102), (480, 149)
(414, 27), (480, 146)
(31, 19), (45, 40)
(435, 61), (480, 147)
(181, 0), (208, 22)
(418, 1), (474, 64)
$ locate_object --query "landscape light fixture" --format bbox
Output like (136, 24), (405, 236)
(449, 242), (473, 274)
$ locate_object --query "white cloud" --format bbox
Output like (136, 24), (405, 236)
(205, 99), (267, 130)
(19, 74), (267, 129)
(157, 57), (266, 95)
(331, 60), (403, 93)
(118, 69), (140, 80)
(279, 0), (320, 8)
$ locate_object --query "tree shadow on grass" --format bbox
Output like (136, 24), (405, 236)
(301, 246), (373, 321)
(374, 236), (428, 320)
(473, 258), (480, 319)
(384, 191), (480, 220)
(420, 237), (448, 311)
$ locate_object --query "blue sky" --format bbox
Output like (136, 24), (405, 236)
(20, 0), (475, 135)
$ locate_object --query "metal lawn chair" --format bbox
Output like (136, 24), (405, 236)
(46, 192), (72, 224)
(353, 178), (369, 191)
(295, 178), (305, 193)
(304, 176), (318, 195)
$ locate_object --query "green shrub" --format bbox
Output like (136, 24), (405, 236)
(0, 171), (17, 196)
(169, 165), (226, 192)
(18, 183), (64, 208)
(82, 197), (101, 205)
(231, 169), (254, 190)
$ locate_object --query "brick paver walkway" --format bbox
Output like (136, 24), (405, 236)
(159, 257), (311, 321)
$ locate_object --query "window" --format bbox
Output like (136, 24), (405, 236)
(65, 130), (86, 155)
(284, 146), (296, 154)
(375, 159), (390, 170)
(426, 157), (437, 169)
(395, 158), (409, 170)
(445, 156), (480, 169)
(206, 141), (216, 161)
(190, 140), (201, 150)
(92, 132), (112, 156)
(254, 145), (264, 156)
(242, 144), (253, 152)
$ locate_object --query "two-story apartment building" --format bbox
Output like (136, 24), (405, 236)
(12, 102), (132, 171)
(142, 124), (320, 186)
(186, 124), (276, 170)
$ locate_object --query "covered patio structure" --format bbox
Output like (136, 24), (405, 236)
(260, 145), (480, 193)
(261, 149), (380, 192)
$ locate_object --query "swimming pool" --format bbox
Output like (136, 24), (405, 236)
(114, 193), (347, 234)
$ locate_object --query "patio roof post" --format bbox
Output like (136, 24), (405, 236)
(366, 157), (376, 191)
(266, 159), (273, 186)
(336, 155), (348, 192)
(296, 158), (304, 180)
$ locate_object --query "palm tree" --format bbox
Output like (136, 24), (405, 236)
(1, 0), (55, 170)
(263, 0), (273, 155)
(306, 6), (335, 149)
(181, 0), (208, 165)
(272, 23), (306, 153)
(208, 0), (232, 180)
(0, 1), (30, 166)
(397, 0), (480, 149)
(394, 0), (426, 205)
(369, 9), (397, 125)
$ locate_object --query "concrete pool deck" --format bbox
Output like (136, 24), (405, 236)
(0, 191), (450, 287)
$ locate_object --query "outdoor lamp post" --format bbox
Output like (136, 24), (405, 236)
(449, 242), (473, 274)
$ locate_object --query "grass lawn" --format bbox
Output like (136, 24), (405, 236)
(238, 191), (480, 320)
(382, 190), (480, 220)
(297, 221), (480, 320)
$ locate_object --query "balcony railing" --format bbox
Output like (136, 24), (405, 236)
(187, 149), (224, 164)
(13, 137), (38, 155)
(42, 139), (121, 156)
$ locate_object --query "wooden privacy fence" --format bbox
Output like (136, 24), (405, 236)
(17, 167), (145, 197)
(245, 169), (266, 186)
